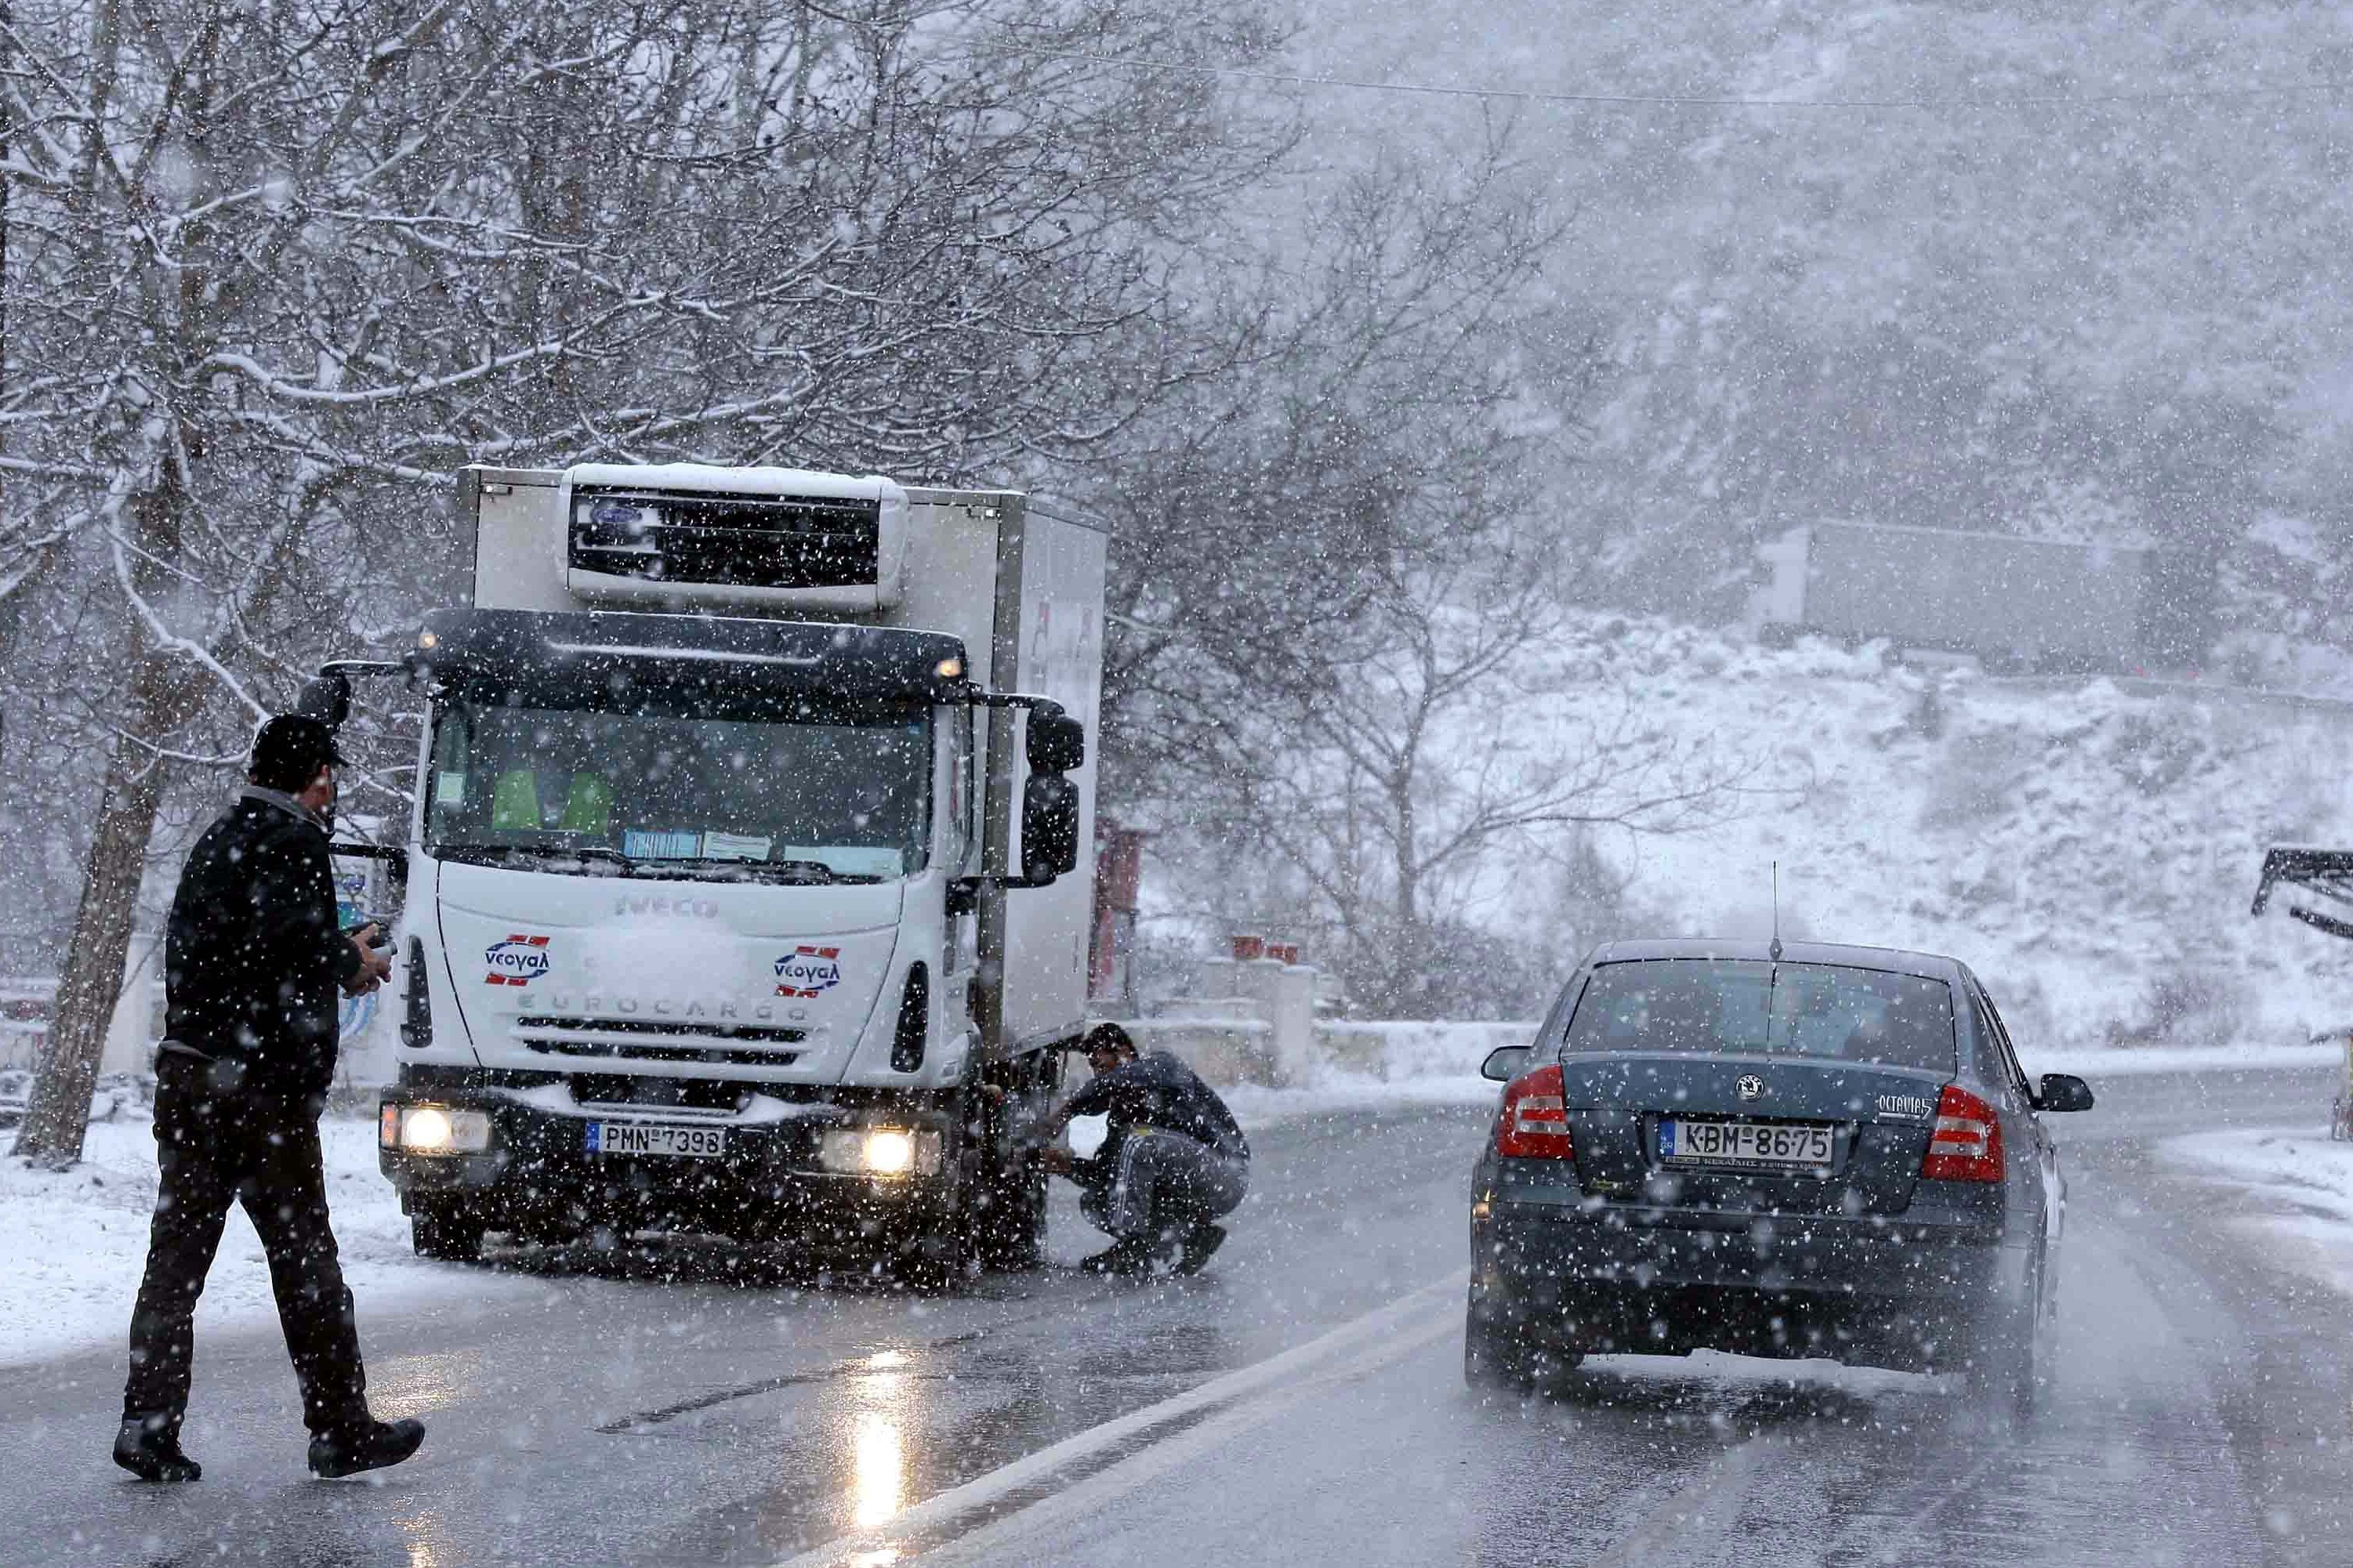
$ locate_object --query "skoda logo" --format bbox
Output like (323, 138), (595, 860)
(1736, 1074), (1766, 1101)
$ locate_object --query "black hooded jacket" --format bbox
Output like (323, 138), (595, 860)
(164, 791), (364, 1099)
(1063, 1049), (1249, 1180)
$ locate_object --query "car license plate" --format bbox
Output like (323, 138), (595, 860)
(1659, 1117), (1833, 1171)
(586, 1121), (727, 1159)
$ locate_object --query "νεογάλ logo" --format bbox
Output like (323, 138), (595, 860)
(485, 934), (551, 987)
(774, 946), (843, 998)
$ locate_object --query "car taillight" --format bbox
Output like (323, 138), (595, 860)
(1496, 1064), (1574, 1160)
(1920, 1083), (2004, 1182)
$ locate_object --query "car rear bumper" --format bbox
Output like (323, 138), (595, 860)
(1474, 1198), (2032, 1367)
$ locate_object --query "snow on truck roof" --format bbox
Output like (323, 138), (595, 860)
(564, 462), (905, 503)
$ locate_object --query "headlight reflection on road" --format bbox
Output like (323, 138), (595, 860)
(851, 1412), (905, 1528)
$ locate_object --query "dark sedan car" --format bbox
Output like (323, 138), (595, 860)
(1465, 939), (2093, 1415)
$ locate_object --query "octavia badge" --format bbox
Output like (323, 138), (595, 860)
(1736, 1074), (1765, 1101)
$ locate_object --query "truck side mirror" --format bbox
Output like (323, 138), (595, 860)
(296, 669), (353, 728)
(1021, 774), (1080, 882)
(1027, 712), (1085, 774)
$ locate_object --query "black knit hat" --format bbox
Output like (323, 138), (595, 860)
(248, 714), (343, 793)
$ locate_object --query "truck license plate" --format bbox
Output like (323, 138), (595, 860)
(586, 1121), (727, 1159)
(1659, 1118), (1833, 1171)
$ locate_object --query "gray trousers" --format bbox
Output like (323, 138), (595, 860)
(1083, 1128), (1249, 1241)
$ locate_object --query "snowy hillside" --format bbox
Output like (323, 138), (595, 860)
(1287, 2), (2353, 656)
(1481, 621), (2353, 1049)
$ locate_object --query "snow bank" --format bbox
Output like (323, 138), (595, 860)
(0, 1115), (513, 1369)
(2164, 1126), (2353, 1302)
(2168, 1126), (2353, 1228)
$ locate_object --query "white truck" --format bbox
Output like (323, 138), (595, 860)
(306, 462), (1105, 1276)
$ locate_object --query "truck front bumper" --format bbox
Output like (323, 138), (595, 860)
(377, 1082), (959, 1242)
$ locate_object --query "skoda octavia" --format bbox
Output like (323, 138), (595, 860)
(1466, 939), (2092, 1413)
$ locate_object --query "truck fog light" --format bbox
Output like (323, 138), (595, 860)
(389, 1104), (491, 1154)
(821, 1127), (942, 1179)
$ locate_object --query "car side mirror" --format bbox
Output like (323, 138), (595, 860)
(1481, 1045), (1532, 1083)
(1027, 711), (1086, 774)
(1020, 774), (1080, 882)
(2033, 1073), (2094, 1113)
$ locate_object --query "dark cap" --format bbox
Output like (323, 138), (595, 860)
(249, 714), (343, 793)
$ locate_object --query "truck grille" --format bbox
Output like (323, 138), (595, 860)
(570, 487), (880, 591)
(514, 1016), (805, 1068)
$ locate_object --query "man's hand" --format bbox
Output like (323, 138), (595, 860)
(345, 926), (393, 996)
(1037, 1145), (1075, 1176)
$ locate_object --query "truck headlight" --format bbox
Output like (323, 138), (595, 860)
(381, 1103), (491, 1155)
(820, 1127), (942, 1179)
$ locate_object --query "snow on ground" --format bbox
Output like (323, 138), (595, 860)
(0, 1114), (521, 1369)
(2165, 1125), (2353, 1301)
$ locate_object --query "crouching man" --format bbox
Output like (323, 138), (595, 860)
(1039, 1023), (1249, 1276)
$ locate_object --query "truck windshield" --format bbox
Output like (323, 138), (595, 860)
(425, 702), (930, 882)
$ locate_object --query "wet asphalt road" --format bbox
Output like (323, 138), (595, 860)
(5, 1066), (2352, 1567)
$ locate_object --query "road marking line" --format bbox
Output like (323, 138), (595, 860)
(1583, 1432), (1771, 1567)
(772, 1269), (1468, 1568)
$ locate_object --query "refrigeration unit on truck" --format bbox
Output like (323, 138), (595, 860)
(303, 462), (1106, 1274)
(1752, 521), (2213, 672)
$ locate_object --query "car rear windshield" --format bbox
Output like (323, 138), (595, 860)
(1561, 960), (1957, 1073)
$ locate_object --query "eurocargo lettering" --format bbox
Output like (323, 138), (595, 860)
(302, 462), (1105, 1274)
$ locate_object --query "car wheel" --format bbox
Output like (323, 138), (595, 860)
(972, 1150), (1046, 1272)
(412, 1204), (487, 1263)
(1969, 1261), (2043, 1423)
(1464, 1308), (1531, 1392)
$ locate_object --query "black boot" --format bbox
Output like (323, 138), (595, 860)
(1174, 1222), (1227, 1276)
(114, 1414), (201, 1483)
(1078, 1236), (1155, 1276)
(307, 1417), (426, 1479)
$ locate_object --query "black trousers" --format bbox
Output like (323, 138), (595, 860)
(122, 1053), (368, 1437)
(1078, 1129), (1249, 1242)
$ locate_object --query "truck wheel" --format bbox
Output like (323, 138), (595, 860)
(412, 1204), (488, 1263)
(973, 1153), (1046, 1272)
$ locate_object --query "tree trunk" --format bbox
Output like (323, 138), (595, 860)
(1, 0), (11, 388)
(13, 653), (185, 1165)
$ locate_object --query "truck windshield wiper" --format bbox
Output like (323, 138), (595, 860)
(431, 843), (640, 875)
(433, 844), (880, 885)
(625, 857), (879, 885)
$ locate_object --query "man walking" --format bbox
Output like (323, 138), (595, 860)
(115, 715), (422, 1483)
(1042, 1023), (1250, 1276)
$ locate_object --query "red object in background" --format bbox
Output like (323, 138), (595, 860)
(1089, 824), (1151, 1005)
(1230, 934), (1265, 962)
(1267, 942), (1299, 965)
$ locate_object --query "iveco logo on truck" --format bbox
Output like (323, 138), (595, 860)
(484, 935), (551, 986)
